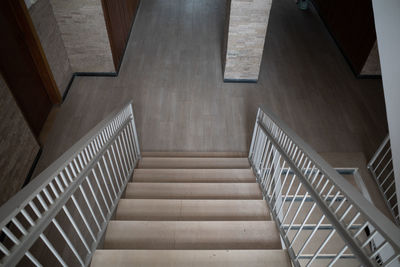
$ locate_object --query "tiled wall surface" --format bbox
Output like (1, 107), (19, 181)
(223, 0), (272, 81)
(29, 0), (73, 95)
(0, 74), (39, 206)
(49, 0), (115, 73)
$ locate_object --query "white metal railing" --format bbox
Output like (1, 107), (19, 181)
(0, 101), (140, 266)
(367, 135), (399, 225)
(249, 108), (400, 267)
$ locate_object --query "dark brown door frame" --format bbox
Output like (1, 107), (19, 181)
(8, 0), (61, 104)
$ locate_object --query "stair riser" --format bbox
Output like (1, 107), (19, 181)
(125, 183), (263, 199)
(104, 221), (281, 250)
(115, 200), (270, 221)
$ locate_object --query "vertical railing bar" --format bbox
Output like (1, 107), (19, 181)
(126, 121), (137, 162)
(100, 156), (117, 199)
(111, 143), (127, 182)
(110, 146), (124, 186)
(266, 152), (283, 197)
(106, 150), (122, 190)
(380, 169), (394, 187)
(11, 218), (27, 235)
(25, 251), (42, 267)
(361, 230), (378, 248)
(78, 185), (101, 231)
(306, 229), (337, 266)
(121, 128), (134, 169)
(28, 201), (42, 219)
(64, 167), (74, 183)
(68, 162), (78, 178)
(49, 182), (60, 199)
(117, 133), (131, 177)
(327, 245), (348, 267)
(62, 206), (91, 253)
(97, 161), (116, 201)
(59, 172), (69, 188)
(276, 173), (296, 216)
(91, 169), (111, 214)
(0, 242), (10, 256)
(376, 159), (392, 180)
(36, 194), (49, 211)
(70, 194), (96, 241)
(85, 177), (107, 222)
(52, 218), (84, 266)
(372, 146), (391, 173)
(289, 202), (317, 246)
(270, 160), (287, 208)
(39, 234), (67, 267)
(383, 180), (396, 195)
(295, 214), (326, 259)
(2, 227), (21, 245)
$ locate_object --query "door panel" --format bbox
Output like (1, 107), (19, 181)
(102, 0), (140, 69)
(0, 0), (53, 137)
(312, 0), (376, 74)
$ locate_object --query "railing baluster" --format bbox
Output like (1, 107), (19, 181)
(52, 218), (84, 266)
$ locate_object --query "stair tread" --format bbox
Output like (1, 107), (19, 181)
(138, 157), (250, 169)
(91, 249), (291, 267)
(132, 168), (256, 183)
(104, 221), (281, 249)
(116, 199), (270, 220)
(141, 151), (248, 157)
(125, 182), (263, 199)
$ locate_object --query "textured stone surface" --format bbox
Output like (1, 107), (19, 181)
(361, 41), (381, 75)
(29, 0), (72, 95)
(224, 0), (272, 80)
(49, 0), (115, 72)
(0, 74), (39, 206)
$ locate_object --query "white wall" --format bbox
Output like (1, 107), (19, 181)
(371, 0), (400, 216)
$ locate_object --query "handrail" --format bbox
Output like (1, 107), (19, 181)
(249, 107), (400, 267)
(0, 101), (140, 266)
(367, 135), (399, 225)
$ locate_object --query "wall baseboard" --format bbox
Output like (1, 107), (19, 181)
(223, 78), (258, 83)
(22, 148), (42, 188)
(62, 71), (118, 101)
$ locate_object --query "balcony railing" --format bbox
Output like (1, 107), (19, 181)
(249, 108), (400, 267)
(368, 135), (399, 225)
(0, 101), (140, 266)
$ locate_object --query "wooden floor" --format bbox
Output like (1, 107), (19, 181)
(34, 0), (387, 175)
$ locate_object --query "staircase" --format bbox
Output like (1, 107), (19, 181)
(90, 153), (291, 266)
(1, 103), (399, 267)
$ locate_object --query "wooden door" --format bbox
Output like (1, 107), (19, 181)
(0, 0), (59, 137)
(312, 0), (376, 74)
(102, 0), (140, 70)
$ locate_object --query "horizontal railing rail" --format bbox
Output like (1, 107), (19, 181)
(367, 135), (399, 225)
(249, 108), (400, 267)
(0, 101), (140, 266)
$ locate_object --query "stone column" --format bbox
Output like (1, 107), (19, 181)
(223, 0), (272, 82)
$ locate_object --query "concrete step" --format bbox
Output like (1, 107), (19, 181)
(138, 157), (250, 169)
(132, 168), (256, 183)
(91, 249), (291, 267)
(124, 183), (263, 199)
(103, 221), (281, 249)
(141, 151), (248, 158)
(115, 199), (270, 221)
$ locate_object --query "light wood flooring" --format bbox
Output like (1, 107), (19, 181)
(34, 0), (387, 175)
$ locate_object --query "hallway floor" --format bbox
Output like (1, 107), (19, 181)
(35, 0), (387, 174)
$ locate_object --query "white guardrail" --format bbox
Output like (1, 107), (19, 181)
(367, 135), (399, 225)
(0, 101), (140, 266)
(249, 108), (400, 267)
